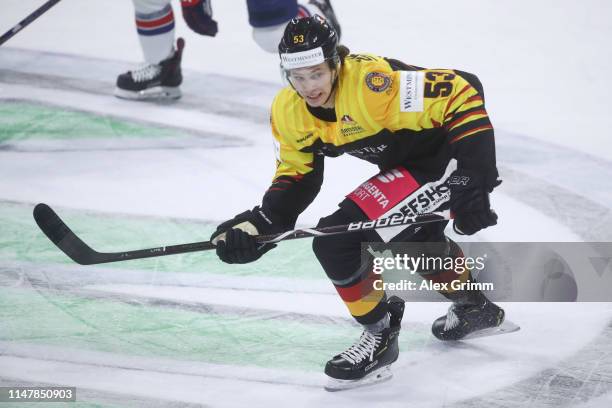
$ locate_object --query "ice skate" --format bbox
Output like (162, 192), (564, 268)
(432, 293), (519, 341)
(114, 38), (184, 100)
(308, 0), (342, 40)
(324, 296), (405, 391)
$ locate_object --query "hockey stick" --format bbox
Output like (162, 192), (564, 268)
(0, 0), (63, 46)
(33, 203), (452, 265)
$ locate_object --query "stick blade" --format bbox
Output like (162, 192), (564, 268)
(33, 203), (99, 265)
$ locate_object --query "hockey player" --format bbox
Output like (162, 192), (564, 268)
(210, 16), (506, 390)
(115, 0), (341, 100)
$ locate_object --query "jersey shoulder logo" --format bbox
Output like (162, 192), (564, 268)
(365, 72), (391, 93)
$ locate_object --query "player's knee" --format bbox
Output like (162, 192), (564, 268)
(312, 213), (338, 262)
(312, 209), (364, 278)
(247, 0), (300, 52)
(252, 25), (286, 53)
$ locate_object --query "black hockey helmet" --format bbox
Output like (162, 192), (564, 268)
(278, 14), (339, 71)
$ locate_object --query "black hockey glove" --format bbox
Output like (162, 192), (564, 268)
(448, 169), (501, 235)
(180, 0), (218, 37)
(210, 207), (279, 264)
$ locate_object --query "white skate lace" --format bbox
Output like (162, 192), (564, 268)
(340, 331), (382, 364)
(444, 305), (461, 331)
(130, 64), (162, 83)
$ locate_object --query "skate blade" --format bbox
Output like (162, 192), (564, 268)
(324, 366), (393, 392)
(462, 319), (520, 340)
(114, 86), (181, 101)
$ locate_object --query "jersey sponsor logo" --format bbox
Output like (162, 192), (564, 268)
(341, 114), (356, 125)
(372, 161), (457, 242)
(399, 71), (425, 112)
(384, 162), (456, 221)
(296, 133), (314, 143)
(340, 115), (365, 136)
(345, 144), (388, 157)
(347, 165), (418, 219)
(388, 183), (450, 219)
(353, 181), (391, 209)
(365, 72), (391, 92)
(341, 125), (365, 136)
(377, 169), (405, 183)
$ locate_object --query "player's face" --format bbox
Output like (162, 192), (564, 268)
(288, 63), (335, 108)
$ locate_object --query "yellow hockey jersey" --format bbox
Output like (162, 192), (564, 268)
(263, 54), (497, 228)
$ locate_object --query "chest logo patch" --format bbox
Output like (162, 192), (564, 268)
(341, 114), (356, 125)
(365, 72), (391, 92)
(340, 114), (365, 136)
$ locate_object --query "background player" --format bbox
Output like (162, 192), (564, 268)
(209, 16), (506, 390)
(115, 0), (341, 100)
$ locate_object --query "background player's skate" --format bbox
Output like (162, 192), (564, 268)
(115, 38), (184, 100)
(307, 0), (341, 38)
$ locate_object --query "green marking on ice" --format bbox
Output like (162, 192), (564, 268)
(0, 202), (322, 280)
(0, 201), (432, 375)
(0, 102), (184, 143)
(0, 287), (429, 372)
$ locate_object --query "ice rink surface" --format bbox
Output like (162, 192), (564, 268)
(1, 0), (612, 407)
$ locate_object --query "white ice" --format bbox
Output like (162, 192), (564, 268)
(1, 0), (612, 407)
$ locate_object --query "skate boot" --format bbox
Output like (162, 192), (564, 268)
(432, 290), (508, 341)
(308, 0), (342, 40)
(114, 38), (185, 100)
(324, 296), (405, 391)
